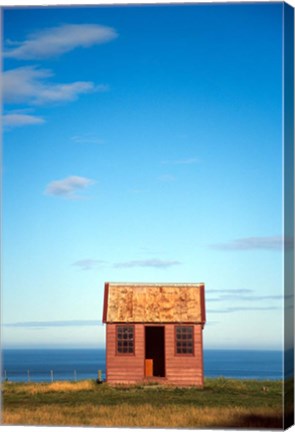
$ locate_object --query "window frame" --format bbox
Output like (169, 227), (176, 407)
(116, 324), (135, 356)
(174, 325), (195, 356)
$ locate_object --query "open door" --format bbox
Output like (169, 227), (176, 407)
(145, 326), (165, 377)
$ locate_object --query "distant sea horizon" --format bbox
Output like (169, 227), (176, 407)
(1, 348), (285, 383)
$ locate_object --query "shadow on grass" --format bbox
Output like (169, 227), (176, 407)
(223, 413), (283, 429)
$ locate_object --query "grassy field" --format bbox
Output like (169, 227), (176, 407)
(2, 378), (285, 428)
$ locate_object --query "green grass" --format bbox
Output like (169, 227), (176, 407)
(2, 378), (286, 428)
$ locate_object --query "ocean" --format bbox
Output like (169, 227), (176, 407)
(1, 349), (283, 382)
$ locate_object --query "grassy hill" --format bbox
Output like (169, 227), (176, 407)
(2, 378), (286, 428)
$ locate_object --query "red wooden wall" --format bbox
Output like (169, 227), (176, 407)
(106, 323), (145, 384)
(165, 324), (204, 386)
(106, 323), (204, 386)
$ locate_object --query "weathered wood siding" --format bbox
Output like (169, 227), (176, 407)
(165, 324), (204, 386)
(106, 323), (204, 386)
(106, 323), (144, 384)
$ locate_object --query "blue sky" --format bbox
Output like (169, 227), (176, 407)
(2, 3), (285, 350)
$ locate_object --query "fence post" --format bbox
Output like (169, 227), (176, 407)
(4, 370), (7, 381)
(74, 370), (77, 382)
(27, 370), (30, 383)
(50, 370), (54, 383)
(98, 370), (102, 382)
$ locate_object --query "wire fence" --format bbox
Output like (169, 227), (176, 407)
(2, 369), (105, 383)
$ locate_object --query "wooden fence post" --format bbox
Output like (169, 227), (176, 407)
(50, 370), (54, 382)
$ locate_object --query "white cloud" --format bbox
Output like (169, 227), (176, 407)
(3, 112), (45, 127)
(3, 66), (99, 105)
(207, 294), (283, 303)
(44, 176), (95, 199)
(4, 23), (118, 60)
(114, 259), (181, 269)
(32, 81), (95, 105)
(209, 306), (280, 313)
(3, 320), (102, 328)
(211, 236), (292, 251)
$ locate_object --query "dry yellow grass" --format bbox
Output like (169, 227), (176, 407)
(3, 379), (284, 428)
(3, 403), (282, 428)
(9, 380), (96, 395)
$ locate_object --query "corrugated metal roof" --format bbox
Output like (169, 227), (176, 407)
(103, 282), (205, 324)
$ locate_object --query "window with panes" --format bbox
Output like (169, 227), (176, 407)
(116, 325), (134, 354)
(175, 326), (194, 354)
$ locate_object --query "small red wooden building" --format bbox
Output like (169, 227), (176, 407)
(102, 282), (206, 386)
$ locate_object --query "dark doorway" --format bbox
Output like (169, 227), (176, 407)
(145, 326), (165, 377)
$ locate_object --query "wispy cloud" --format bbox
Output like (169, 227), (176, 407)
(210, 236), (292, 251)
(71, 255), (181, 270)
(161, 158), (199, 165)
(207, 294), (283, 303)
(208, 289), (252, 294)
(209, 306), (280, 313)
(114, 259), (181, 269)
(3, 66), (104, 105)
(3, 112), (45, 128)
(4, 24), (118, 60)
(206, 288), (287, 304)
(44, 176), (95, 199)
(225, 294), (282, 301)
(3, 320), (102, 328)
(73, 259), (106, 271)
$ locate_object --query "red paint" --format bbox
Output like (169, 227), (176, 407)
(103, 284), (206, 386)
(200, 324), (204, 387)
(105, 324), (108, 382)
(105, 322), (204, 386)
(106, 324), (145, 383)
(165, 324), (203, 386)
(200, 284), (206, 324)
(102, 283), (109, 323)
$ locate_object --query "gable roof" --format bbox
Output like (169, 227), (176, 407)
(102, 283), (205, 324)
